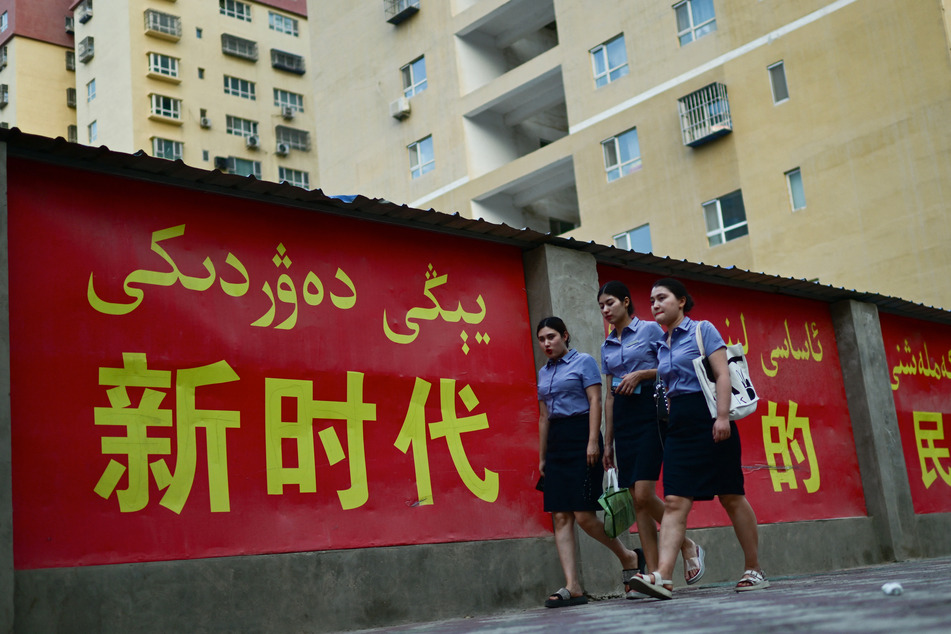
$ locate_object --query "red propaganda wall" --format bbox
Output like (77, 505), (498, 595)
(8, 158), (545, 569)
(597, 266), (867, 528)
(879, 313), (951, 513)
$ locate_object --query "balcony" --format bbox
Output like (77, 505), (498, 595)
(385, 0), (420, 25)
(221, 34), (258, 62)
(144, 10), (182, 41)
(270, 49), (305, 75)
(78, 37), (95, 63)
(678, 82), (732, 147)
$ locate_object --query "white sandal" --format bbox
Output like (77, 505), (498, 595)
(627, 572), (673, 600)
(735, 569), (770, 592)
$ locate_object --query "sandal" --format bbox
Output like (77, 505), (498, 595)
(622, 548), (647, 599)
(544, 587), (588, 608)
(684, 544), (705, 585)
(627, 572), (673, 600)
(735, 569), (769, 592)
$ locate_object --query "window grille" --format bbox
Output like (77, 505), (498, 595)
(678, 82), (732, 147)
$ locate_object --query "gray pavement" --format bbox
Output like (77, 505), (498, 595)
(352, 556), (951, 633)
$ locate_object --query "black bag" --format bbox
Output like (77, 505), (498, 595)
(654, 379), (669, 425)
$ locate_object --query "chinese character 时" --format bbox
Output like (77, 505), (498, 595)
(761, 400), (820, 494)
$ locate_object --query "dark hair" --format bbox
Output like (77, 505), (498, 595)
(652, 278), (695, 313)
(536, 316), (570, 345)
(597, 280), (635, 316)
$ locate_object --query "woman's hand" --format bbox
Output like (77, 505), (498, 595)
(602, 444), (615, 470)
(712, 416), (731, 442)
(586, 440), (601, 466)
(539, 459), (546, 477)
(615, 371), (642, 395)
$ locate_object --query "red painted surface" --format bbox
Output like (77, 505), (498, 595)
(597, 266), (867, 528)
(8, 157), (544, 569)
(880, 313), (951, 513)
(0, 0), (74, 48)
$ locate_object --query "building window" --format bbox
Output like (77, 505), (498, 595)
(275, 125), (310, 151)
(144, 9), (182, 40)
(613, 224), (652, 253)
(408, 136), (435, 179)
(602, 128), (641, 181)
(768, 61), (789, 104)
(401, 56), (427, 98)
(224, 75), (256, 100)
(230, 157), (261, 179)
(221, 34), (258, 61)
(220, 0), (251, 22)
(196, 27), (203, 38)
(202, 150), (210, 161)
(198, 68), (205, 79)
(279, 167), (310, 189)
(226, 115), (258, 137)
(678, 82), (732, 147)
(786, 168), (806, 211)
(79, 36), (95, 63)
(269, 12), (298, 36)
(66, 50), (76, 71)
(590, 35), (628, 88)
(150, 94), (181, 119)
(148, 53), (179, 78)
(88, 120), (98, 144)
(86, 79), (96, 102)
(274, 89), (304, 112)
(0, 11), (7, 33)
(66, 87), (77, 108)
(77, 0), (93, 24)
(703, 190), (748, 246)
(270, 49), (305, 74)
(67, 125), (78, 143)
(675, 0), (716, 46)
(152, 137), (183, 161)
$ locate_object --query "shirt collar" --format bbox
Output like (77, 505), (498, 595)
(547, 347), (578, 367)
(608, 317), (640, 341)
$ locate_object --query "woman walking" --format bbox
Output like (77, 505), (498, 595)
(536, 316), (643, 607)
(597, 281), (704, 594)
(629, 279), (768, 599)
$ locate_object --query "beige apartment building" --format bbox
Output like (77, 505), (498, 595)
(311, 0), (951, 310)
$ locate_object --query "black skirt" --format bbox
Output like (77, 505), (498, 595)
(662, 392), (744, 501)
(544, 414), (604, 512)
(612, 388), (664, 487)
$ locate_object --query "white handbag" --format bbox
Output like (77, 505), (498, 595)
(693, 321), (759, 420)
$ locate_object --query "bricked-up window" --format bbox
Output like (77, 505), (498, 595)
(703, 190), (748, 246)
(270, 49), (305, 74)
(275, 125), (310, 151)
(220, 0), (251, 22)
(221, 34), (258, 61)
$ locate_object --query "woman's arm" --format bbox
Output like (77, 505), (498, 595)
(603, 376), (615, 469)
(707, 347), (732, 442)
(615, 368), (657, 395)
(585, 384), (602, 466)
(538, 400), (550, 476)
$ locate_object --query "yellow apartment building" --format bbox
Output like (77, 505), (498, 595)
(310, 0), (951, 310)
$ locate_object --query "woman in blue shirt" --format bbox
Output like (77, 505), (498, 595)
(598, 281), (703, 593)
(629, 279), (768, 599)
(536, 316), (643, 608)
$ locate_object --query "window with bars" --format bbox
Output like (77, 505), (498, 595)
(590, 35), (629, 88)
(226, 115), (258, 137)
(678, 82), (731, 147)
(602, 128), (641, 182)
(66, 50), (76, 71)
(269, 12), (298, 36)
(148, 53), (179, 79)
(703, 190), (748, 246)
(221, 34), (258, 61)
(273, 89), (304, 112)
(150, 94), (181, 120)
(279, 167), (310, 189)
(275, 125), (310, 150)
(224, 75), (256, 100)
(408, 136), (434, 179)
(401, 56), (427, 98)
(270, 49), (305, 74)
(79, 36), (95, 63)
(152, 137), (183, 161)
(220, 0), (251, 22)
(144, 9), (182, 40)
(674, 0), (716, 46)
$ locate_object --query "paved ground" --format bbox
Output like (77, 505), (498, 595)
(352, 556), (951, 633)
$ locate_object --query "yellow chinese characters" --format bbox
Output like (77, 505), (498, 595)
(761, 400), (820, 493)
(94, 353), (241, 513)
(913, 412), (951, 489)
(264, 372), (376, 510)
(395, 378), (499, 505)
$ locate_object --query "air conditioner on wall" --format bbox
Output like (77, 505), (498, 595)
(275, 142), (290, 156)
(389, 96), (410, 120)
(199, 117), (211, 128)
(281, 106), (295, 120)
(245, 134), (260, 149)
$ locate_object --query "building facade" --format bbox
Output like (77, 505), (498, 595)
(310, 0), (951, 310)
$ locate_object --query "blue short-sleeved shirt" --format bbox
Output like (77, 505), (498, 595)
(537, 348), (602, 419)
(656, 317), (726, 397)
(600, 317), (665, 377)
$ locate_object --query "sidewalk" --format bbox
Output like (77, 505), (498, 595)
(352, 556), (951, 633)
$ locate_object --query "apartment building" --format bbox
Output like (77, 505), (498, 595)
(0, 0), (314, 187)
(310, 0), (951, 310)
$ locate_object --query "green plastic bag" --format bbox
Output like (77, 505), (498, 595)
(598, 468), (635, 538)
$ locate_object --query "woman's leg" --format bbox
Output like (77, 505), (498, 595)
(654, 495), (693, 582)
(632, 480), (663, 571)
(574, 511), (641, 571)
(552, 512), (583, 596)
(719, 494), (762, 572)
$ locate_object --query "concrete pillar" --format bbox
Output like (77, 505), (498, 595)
(522, 244), (628, 596)
(0, 140), (13, 633)
(831, 299), (920, 560)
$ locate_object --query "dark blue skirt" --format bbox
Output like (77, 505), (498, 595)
(662, 392), (744, 501)
(544, 414), (604, 512)
(612, 388), (664, 487)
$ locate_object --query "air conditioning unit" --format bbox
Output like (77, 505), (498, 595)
(275, 142), (290, 156)
(65, 16), (75, 33)
(281, 106), (295, 120)
(199, 117), (212, 128)
(245, 134), (260, 149)
(214, 156), (230, 171)
(78, 3), (93, 24)
(389, 96), (410, 120)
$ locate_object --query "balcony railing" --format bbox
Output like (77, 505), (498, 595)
(144, 10), (182, 41)
(385, 0), (420, 25)
(678, 82), (732, 147)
